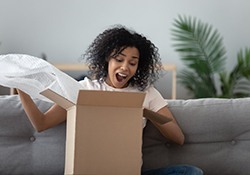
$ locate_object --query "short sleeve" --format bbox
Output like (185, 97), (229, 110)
(143, 86), (168, 112)
(78, 77), (101, 90)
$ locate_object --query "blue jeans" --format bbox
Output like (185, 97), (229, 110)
(142, 165), (203, 175)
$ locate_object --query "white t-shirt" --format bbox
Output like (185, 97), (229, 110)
(79, 77), (167, 127)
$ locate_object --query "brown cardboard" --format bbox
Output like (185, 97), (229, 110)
(41, 89), (144, 175)
(40, 89), (172, 175)
(41, 89), (172, 125)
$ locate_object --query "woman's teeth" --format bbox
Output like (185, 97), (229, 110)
(116, 73), (127, 82)
(118, 73), (127, 78)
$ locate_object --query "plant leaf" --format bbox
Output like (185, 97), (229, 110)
(172, 15), (227, 98)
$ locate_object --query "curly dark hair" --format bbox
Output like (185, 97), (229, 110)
(83, 25), (162, 91)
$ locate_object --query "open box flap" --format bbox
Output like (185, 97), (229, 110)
(76, 90), (146, 108)
(40, 89), (75, 109)
(40, 89), (172, 125)
(143, 108), (172, 124)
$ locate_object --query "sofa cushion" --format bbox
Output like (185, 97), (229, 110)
(142, 98), (250, 175)
(0, 95), (66, 175)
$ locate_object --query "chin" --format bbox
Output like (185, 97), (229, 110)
(115, 85), (125, 89)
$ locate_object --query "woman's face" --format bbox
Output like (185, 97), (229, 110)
(105, 47), (139, 88)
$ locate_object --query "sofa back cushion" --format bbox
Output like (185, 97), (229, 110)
(0, 95), (66, 175)
(142, 98), (250, 175)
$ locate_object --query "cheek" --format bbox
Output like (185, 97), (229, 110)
(109, 60), (118, 69)
(108, 61), (115, 73)
(131, 66), (138, 76)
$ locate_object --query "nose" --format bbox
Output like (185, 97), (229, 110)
(120, 62), (129, 71)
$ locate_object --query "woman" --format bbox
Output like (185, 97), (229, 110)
(18, 25), (203, 175)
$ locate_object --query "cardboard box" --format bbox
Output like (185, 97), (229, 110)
(41, 89), (171, 175)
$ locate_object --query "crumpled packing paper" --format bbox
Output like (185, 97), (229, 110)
(0, 54), (83, 103)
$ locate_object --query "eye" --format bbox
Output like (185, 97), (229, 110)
(130, 62), (137, 66)
(115, 57), (123, 62)
(129, 61), (138, 66)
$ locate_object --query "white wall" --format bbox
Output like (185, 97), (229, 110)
(1, 0), (250, 99)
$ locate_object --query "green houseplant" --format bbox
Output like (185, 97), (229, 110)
(171, 15), (250, 98)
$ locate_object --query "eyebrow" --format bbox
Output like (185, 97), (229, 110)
(120, 52), (139, 59)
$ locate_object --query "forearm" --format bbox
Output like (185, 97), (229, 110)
(151, 106), (185, 145)
(17, 89), (67, 132)
(152, 120), (185, 145)
(17, 89), (47, 132)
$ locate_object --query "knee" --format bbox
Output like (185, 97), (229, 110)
(185, 165), (203, 175)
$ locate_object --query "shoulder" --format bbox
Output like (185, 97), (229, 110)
(143, 85), (165, 99)
(78, 77), (102, 90)
(143, 85), (168, 112)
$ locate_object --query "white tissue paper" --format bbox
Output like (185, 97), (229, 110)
(0, 54), (83, 103)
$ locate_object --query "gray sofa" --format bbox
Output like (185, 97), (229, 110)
(1, 95), (250, 175)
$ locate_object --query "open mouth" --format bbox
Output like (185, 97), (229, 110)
(116, 72), (127, 82)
